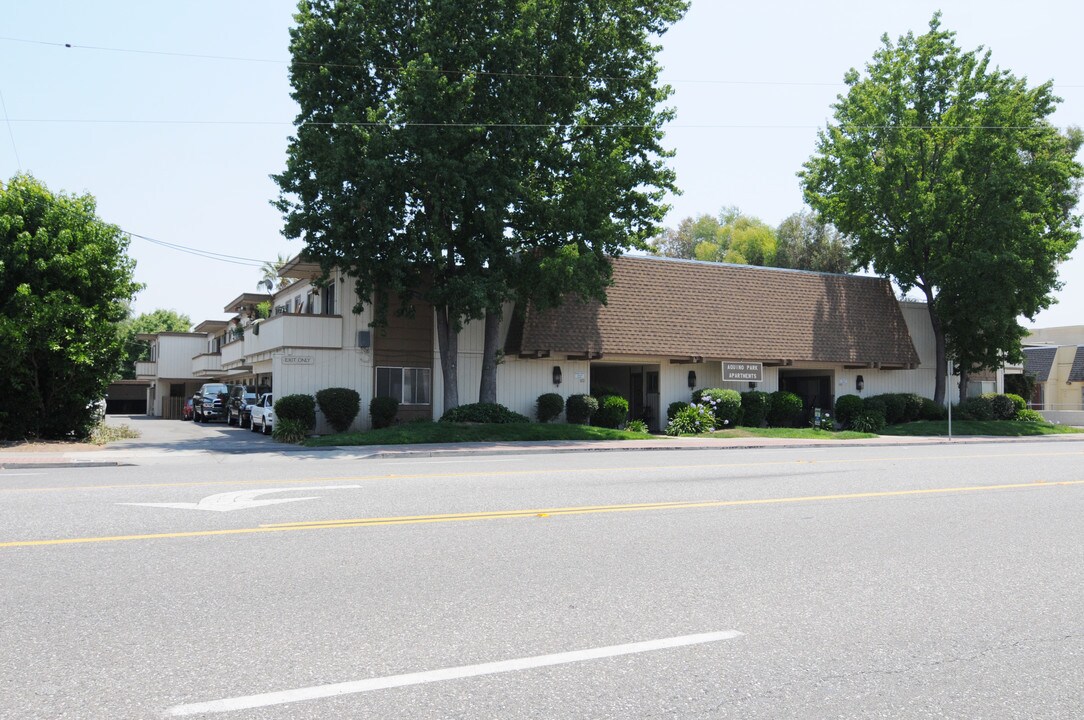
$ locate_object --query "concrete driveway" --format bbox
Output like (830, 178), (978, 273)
(103, 414), (278, 454)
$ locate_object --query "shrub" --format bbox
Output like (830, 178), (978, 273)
(958, 395), (994, 421)
(740, 391), (770, 428)
(850, 409), (886, 433)
(590, 385), (622, 399)
(834, 394), (864, 429)
(692, 388), (742, 429)
(315, 387), (361, 433)
(566, 394), (599, 424)
(919, 397), (946, 421)
(665, 404), (715, 436)
(441, 402), (529, 424)
(536, 393), (564, 423)
(1015, 408), (1045, 422)
(862, 395), (888, 419)
(370, 396), (399, 429)
(900, 393), (924, 423)
(593, 395), (630, 429)
(272, 418), (310, 444)
(767, 391), (803, 428)
(275, 394), (316, 429)
(878, 393), (909, 425)
(1003, 393), (1027, 414)
(989, 393), (1017, 421)
(625, 419), (649, 433)
(667, 401), (690, 422)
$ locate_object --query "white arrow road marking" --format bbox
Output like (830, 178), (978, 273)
(120, 486), (364, 512)
(166, 630), (743, 716)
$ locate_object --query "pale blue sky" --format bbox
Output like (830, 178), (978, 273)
(2, 1), (1081, 327)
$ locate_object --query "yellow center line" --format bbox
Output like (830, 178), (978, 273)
(3, 450), (1083, 494)
(3, 479), (1081, 549)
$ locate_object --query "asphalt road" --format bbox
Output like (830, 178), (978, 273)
(2, 440), (1082, 719)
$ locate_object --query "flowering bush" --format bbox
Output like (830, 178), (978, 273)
(691, 388), (741, 429)
(665, 403), (716, 436)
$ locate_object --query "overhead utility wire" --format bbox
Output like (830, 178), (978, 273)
(126, 230), (275, 268)
(0, 87), (21, 169)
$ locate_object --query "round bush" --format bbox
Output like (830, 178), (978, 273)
(740, 391), (770, 428)
(593, 395), (629, 429)
(315, 387), (361, 433)
(275, 394), (316, 429)
(667, 401), (690, 422)
(441, 403), (529, 424)
(958, 395), (993, 421)
(369, 396), (399, 429)
(692, 388), (742, 429)
(900, 393), (924, 423)
(989, 393), (1016, 421)
(877, 394), (908, 425)
(565, 394), (599, 424)
(665, 404), (715, 436)
(919, 397), (946, 421)
(768, 391), (803, 428)
(834, 394), (864, 429)
(536, 393), (564, 423)
(1003, 393), (1027, 414)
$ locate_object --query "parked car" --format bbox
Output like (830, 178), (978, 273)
(181, 397), (195, 421)
(250, 393), (275, 435)
(226, 386), (258, 428)
(193, 383), (230, 423)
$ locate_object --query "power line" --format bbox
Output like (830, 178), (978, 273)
(125, 230), (278, 268)
(0, 87), (21, 170)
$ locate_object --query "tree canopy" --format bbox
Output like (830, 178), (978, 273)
(800, 14), (1082, 403)
(774, 211), (853, 274)
(0, 174), (142, 439)
(117, 308), (192, 380)
(652, 208), (778, 266)
(274, 0), (686, 410)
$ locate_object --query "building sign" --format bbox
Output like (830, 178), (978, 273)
(281, 356), (314, 365)
(723, 362), (763, 382)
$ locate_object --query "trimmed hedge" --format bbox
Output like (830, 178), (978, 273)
(536, 393), (564, 423)
(1004, 393), (1027, 414)
(768, 390), (803, 428)
(593, 395), (629, 429)
(275, 394), (316, 429)
(919, 397), (946, 421)
(369, 396), (399, 429)
(740, 391), (770, 428)
(834, 394), (864, 429)
(316, 387), (361, 433)
(566, 394), (599, 424)
(692, 388), (742, 429)
(441, 403), (529, 424)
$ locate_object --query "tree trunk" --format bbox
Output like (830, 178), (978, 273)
(924, 289), (947, 406)
(435, 306), (459, 414)
(478, 307), (501, 405)
(958, 368), (970, 404)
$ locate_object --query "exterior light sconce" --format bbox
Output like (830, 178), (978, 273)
(552, 366), (562, 386)
(748, 381), (756, 389)
(688, 370), (697, 388)
(856, 375), (865, 392)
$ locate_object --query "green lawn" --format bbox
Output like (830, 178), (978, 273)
(879, 420), (1083, 437)
(304, 422), (884, 447)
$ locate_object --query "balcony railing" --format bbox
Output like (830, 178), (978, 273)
(220, 338), (246, 369)
(245, 314), (343, 356)
(134, 361), (157, 379)
(191, 353), (222, 377)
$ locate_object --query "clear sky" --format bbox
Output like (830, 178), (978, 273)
(2, 1), (1081, 328)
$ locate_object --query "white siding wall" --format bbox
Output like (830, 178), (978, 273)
(158, 336), (206, 378)
(272, 348), (374, 433)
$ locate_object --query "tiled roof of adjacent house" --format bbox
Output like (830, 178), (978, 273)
(1069, 347), (1084, 382)
(518, 255), (920, 366)
(1022, 346), (1058, 382)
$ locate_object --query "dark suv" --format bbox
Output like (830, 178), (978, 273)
(226, 386), (259, 428)
(193, 383), (230, 423)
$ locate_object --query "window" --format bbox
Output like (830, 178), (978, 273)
(323, 285), (336, 316)
(376, 367), (431, 404)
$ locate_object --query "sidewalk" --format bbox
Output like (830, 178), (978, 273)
(3, 414), (1083, 467)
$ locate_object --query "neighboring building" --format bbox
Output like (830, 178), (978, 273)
(1021, 325), (1084, 420)
(136, 254), (989, 431)
(135, 322), (228, 418)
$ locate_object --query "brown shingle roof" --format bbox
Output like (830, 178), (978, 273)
(519, 255), (920, 366)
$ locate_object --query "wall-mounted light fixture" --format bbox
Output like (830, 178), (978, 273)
(552, 366), (562, 386)
(688, 370), (697, 388)
(748, 381), (756, 389)
(856, 374), (865, 392)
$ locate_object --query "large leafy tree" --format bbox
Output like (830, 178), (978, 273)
(116, 308), (192, 380)
(801, 14), (1082, 404)
(0, 174), (142, 439)
(274, 0), (685, 411)
(774, 210), (853, 274)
